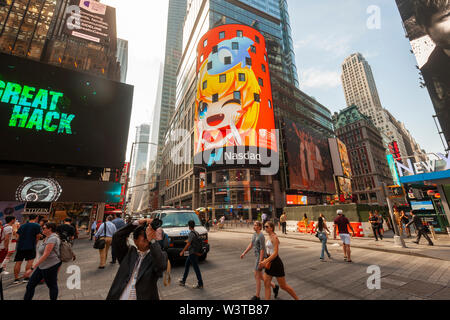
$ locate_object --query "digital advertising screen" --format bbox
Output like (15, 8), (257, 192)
(285, 119), (336, 194)
(286, 195), (308, 206)
(410, 200), (435, 211)
(194, 25), (277, 167)
(329, 138), (352, 178)
(0, 53), (133, 169)
(65, 0), (117, 46)
(0, 175), (122, 203)
(396, 0), (450, 147)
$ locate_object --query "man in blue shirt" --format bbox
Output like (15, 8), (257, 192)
(94, 215), (117, 269)
(13, 214), (42, 284)
(110, 213), (126, 264)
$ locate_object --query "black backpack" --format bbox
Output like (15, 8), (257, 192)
(190, 230), (203, 256)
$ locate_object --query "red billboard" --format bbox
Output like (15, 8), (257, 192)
(194, 25), (277, 166)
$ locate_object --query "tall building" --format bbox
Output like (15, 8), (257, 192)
(341, 53), (423, 161)
(116, 38), (128, 83)
(334, 105), (393, 204)
(149, 0), (187, 182)
(0, 0), (120, 81)
(158, 0), (335, 219)
(129, 124), (151, 196)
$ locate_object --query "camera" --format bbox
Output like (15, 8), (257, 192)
(150, 218), (163, 231)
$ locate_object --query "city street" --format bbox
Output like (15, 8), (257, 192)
(2, 230), (450, 300)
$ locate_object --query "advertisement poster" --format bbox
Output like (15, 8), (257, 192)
(0, 202), (25, 224)
(0, 53), (133, 169)
(337, 139), (352, 178)
(285, 119), (335, 194)
(65, 0), (117, 45)
(194, 25), (277, 166)
(337, 177), (352, 199)
(396, 0), (450, 147)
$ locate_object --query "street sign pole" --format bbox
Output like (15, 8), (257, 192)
(383, 183), (407, 248)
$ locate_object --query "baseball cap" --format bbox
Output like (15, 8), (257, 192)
(336, 209), (343, 215)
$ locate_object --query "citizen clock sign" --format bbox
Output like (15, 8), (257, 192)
(15, 178), (63, 202)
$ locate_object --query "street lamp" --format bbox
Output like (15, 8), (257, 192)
(125, 141), (158, 215)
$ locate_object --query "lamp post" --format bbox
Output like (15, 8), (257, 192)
(125, 141), (158, 215)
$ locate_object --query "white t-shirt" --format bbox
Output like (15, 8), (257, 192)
(0, 225), (13, 250)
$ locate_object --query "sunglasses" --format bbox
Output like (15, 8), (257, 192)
(264, 225), (270, 229)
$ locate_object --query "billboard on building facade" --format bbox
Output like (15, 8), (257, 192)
(395, 0), (450, 146)
(0, 175), (122, 203)
(0, 53), (133, 169)
(285, 119), (336, 194)
(329, 138), (352, 178)
(194, 25), (277, 167)
(65, 0), (117, 45)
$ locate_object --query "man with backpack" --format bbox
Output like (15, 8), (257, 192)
(179, 220), (204, 289)
(56, 218), (76, 243)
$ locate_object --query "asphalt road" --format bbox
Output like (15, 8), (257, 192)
(2, 231), (450, 300)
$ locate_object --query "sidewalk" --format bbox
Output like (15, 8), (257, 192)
(216, 223), (450, 261)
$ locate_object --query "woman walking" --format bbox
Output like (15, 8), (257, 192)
(259, 222), (299, 300)
(315, 216), (331, 261)
(23, 223), (62, 300)
(302, 214), (310, 234)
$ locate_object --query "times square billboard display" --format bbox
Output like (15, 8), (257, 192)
(0, 53), (133, 169)
(395, 0), (450, 146)
(194, 25), (278, 168)
(284, 119), (336, 194)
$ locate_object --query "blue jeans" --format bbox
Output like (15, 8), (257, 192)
(318, 232), (330, 259)
(24, 261), (62, 300)
(182, 254), (203, 286)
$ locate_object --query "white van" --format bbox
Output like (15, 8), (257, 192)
(150, 210), (210, 262)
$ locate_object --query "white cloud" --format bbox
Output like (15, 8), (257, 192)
(300, 68), (342, 89)
(294, 34), (353, 57)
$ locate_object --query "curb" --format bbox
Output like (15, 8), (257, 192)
(219, 229), (448, 261)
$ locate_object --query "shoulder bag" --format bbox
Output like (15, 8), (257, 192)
(93, 223), (107, 250)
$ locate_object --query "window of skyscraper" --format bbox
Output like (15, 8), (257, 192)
(238, 73), (246, 82)
(224, 56), (231, 65)
(254, 93), (261, 102)
(255, 36), (260, 44)
(262, 64), (266, 72)
(212, 94), (219, 102)
(237, 30), (243, 37)
(234, 91), (241, 100)
(232, 42), (239, 50)
(203, 81), (207, 89)
(258, 78), (263, 87)
(246, 57), (252, 66)
(212, 45), (218, 54)
(219, 31), (225, 39)
(250, 45), (256, 53)
(219, 74), (226, 83)
(203, 39), (208, 47)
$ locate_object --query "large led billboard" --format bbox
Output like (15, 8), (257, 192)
(0, 175), (122, 203)
(0, 53), (133, 169)
(65, 0), (117, 45)
(194, 25), (277, 167)
(284, 119), (335, 194)
(329, 138), (352, 178)
(395, 0), (450, 146)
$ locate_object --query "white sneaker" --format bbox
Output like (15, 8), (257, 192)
(2, 270), (10, 275)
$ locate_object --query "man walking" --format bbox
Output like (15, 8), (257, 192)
(179, 220), (204, 289)
(369, 211), (382, 241)
(56, 218), (76, 243)
(279, 212), (287, 235)
(406, 212), (434, 246)
(1, 216), (16, 270)
(94, 215), (117, 269)
(13, 214), (42, 284)
(110, 213), (126, 264)
(333, 210), (355, 263)
(240, 221), (279, 300)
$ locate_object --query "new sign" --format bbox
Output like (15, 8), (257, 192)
(395, 153), (450, 177)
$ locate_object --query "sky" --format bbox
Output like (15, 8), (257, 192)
(103, 0), (446, 161)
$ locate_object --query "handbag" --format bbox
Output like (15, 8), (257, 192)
(93, 223), (107, 250)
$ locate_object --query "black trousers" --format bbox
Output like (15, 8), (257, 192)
(372, 226), (382, 240)
(24, 261), (62, 300)
(281, 222), (287, 234)
(416, 229), (433, 244)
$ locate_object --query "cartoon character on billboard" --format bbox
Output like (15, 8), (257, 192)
(196, 37), (262, 153)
